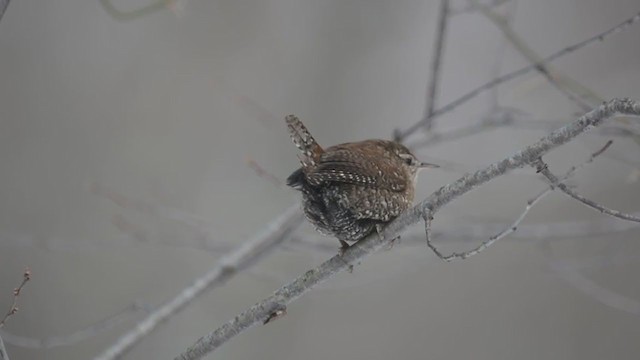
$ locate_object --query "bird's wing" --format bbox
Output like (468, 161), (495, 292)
(306, 147), (407, 192)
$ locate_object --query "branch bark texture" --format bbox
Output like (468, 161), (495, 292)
(176, 98), (640, 359)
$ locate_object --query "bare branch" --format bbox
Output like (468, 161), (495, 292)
(395, 12), (640, 142)
(487, 0), (516, 108)
(93, 205), (303, 360)
(422, 0), (449, 131)
(175, 99), (640, 359)
(426, 188), (550, 261)
(245, 157), (283, 187)
(0, 268), (31, 328)
(0, 333), (8, 360)
(407, 106), (523, 149)
(91, 182), (216, 233)
(449, 0), (509, 16)
(471, 0), (601, 110)
(425, 139), (613, 261)
(0, 0), (10, 24)
(98, 0), (178, 22)
(0, 302), (151, 349)
(0, 267), (30, 360)
(534, 158), (640, 223)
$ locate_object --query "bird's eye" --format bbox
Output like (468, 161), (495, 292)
(399, 154), (413, 165)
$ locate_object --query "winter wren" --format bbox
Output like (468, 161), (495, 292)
(285, 115), (438, 249)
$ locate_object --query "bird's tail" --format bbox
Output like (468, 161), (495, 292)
(285, 115), (323, 168)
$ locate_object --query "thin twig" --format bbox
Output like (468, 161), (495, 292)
(246, 157), (283, 187)
(407, 106), (523, 149)
(0, 302), (152, 349)
(0, 267), (30, 360)
(563, 140), (613, 178)
(422, 0), (449, 131)
(0, 268), (31, 328)
(175, 99), (640, 359)
(91, 182), (217, 233)
(425, 139), (613, 261)
(487, 0), (516, 109)
(534, 158), (640, 223)
(110, 213), (234, 254)
(93, 205), (303, 360)
(471, 0), (600, 111)
(449, 0), (509, 16)
(425, 188), (550, 261)
(98, 0), (177, 22)
(396, 12), (640, 141)
(540, 240), (640, 316)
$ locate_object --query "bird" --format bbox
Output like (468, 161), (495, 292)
(285, 115), (438, 250)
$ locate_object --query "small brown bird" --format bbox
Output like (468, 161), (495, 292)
(285, 115), (438, 250)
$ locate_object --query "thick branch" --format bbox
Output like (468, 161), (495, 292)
(175, 98), (640, 359)
(93, 206), (303, 360)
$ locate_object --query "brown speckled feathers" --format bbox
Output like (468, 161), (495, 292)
(285, 115), (424, 244)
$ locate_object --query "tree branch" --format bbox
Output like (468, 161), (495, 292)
(0, 302), (151, 349)
(534, 158), (640, 222)
(175, 98), (640, 359)
(92, 206), (303, 360)
(424, 139), (613, 261)
(0, 0), (10, 24)
(396, 12), (640, 141)
(471, 0), (601, 110)
(422, 0), (449, 131)
(98, 0), (171, 22)
(0, 268), (30, 360)
(0, 268), (31, 328)
(0, 334), (8, 360)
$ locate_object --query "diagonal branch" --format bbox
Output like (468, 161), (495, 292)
(0, 0), (10, 24)
(93, 205), (303, 360)
(0, 268), (30, 360)
(425, 187), (550, 261)
(534, 158), (640, 223)
(424, 139), (613, 261)
(396, 12), (640, 141)
(471, 0), (601, 110)
(0, 302), (151, 349)
(0, 268), (31, 328)
(175, 98), (640, 360)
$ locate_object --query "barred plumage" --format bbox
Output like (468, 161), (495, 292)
(285, 115), (437, 248)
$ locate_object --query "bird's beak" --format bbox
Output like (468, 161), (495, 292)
(418, 161), (440, 169)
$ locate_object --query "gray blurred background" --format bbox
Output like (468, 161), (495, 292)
(1, 0), (640, 359)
